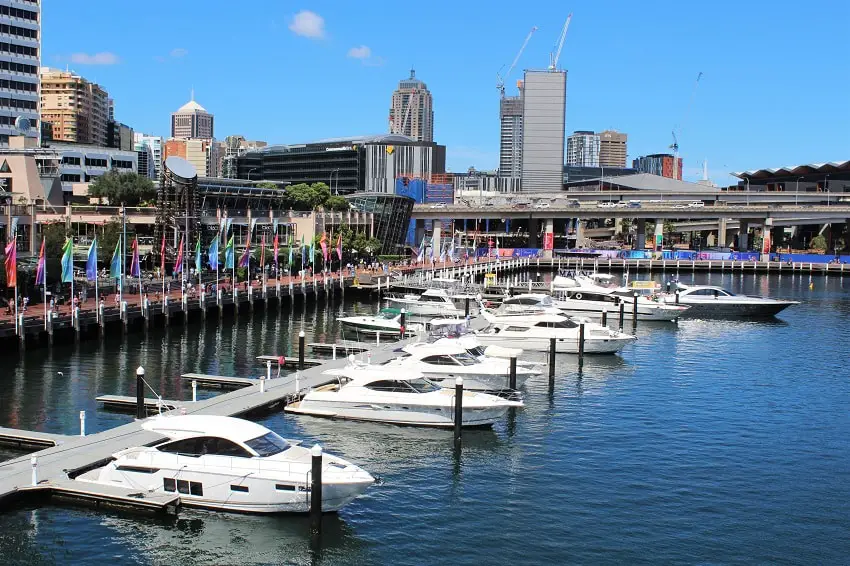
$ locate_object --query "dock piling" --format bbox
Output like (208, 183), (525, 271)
(310, 444), (323, 534)
(465, 297), (470, 318)
(299, 331), (305, 371)
(135, 366), (145, 420)
(31, 456), (37, 486)
(632, 292), (638, 321)
(192, 380), (197, 402)
(578, 322), (585, 363)
(454, 377), (463, 447)
(675, 290), (680, 304)
(549, 338), (556, 383)
(618, 302), (625, 329)
(399, 308), (406, 340)
(79, 410), (86, 436)
(332, 344), (337, 360)
(509, 356), (517, 389)
(601, 309), (608, 327)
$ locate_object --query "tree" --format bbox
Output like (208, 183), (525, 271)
(810, 234), (828, 251)
(41, 222), (71, 260)
(97, 219), (123, 260)
(325, 195), (349, 211)
(255, 181), (278, 190)
(88, 171), (156, 206)
(284, 182), (337, 211)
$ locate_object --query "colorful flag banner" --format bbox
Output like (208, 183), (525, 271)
(194, 238), (202, 273)
(336, 233), (342, 261)
(208, 238), (219, 270)
(130, 238), (140, 278)
(61, 237), (74, 283)
(238, 240), (250, 268)
(4, 240), (16, 288)
(10, 217), (18, 237)
(110, 239), (121, 279)
(320, 232), (328, 262)
(249, 218), (257, 234)
(173, 235), (184, 276)
(85, 238), (98, 281)
(260, 235), (266, 269)
(225, 218), (233, 235)
(272, 218), (279, 233)
(273, 234), (279, 266)
(35, 239), (45, 285)
(224, 235), (234, 269)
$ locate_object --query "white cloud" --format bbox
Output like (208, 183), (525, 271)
(70, 52), (119, 65)
(289, 10), (325, 39)
(170, 48), (188, 58)
(347, 45), (371, 59)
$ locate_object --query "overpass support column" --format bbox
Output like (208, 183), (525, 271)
(575, 219), (584, 249)
(717, 218), (728, 247)
(738, 220), (750, 251)
(761, 218), (773, 261)
(414, 219), (425, 247)
(543, 218), (554, 259)
(654, 218), (664, 256)
(431, 219), (442, 261)
(528, 218), (539, 248)
(636, 219), (646, 251)
(614, 217), (623, 236)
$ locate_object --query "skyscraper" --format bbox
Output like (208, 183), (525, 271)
(40, 68), (110, 146)
(388, 69), (433, 142)
(566, 131), (600, 167)
(0, 0), (40, 147)
(633, 154), (683, 180)
(134, 133), (163, 179)
(499, 95), (523, 179)
(598, 129), (627, 167)
(171, 94), (214, 139)
(520, 69), (566, 192)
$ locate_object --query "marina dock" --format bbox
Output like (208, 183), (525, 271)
(180, 373), (257, 389)
(96, 395), (183, 413)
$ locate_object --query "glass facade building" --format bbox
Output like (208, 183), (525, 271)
(345, 192), (414, 255)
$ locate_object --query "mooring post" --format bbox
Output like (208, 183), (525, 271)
(376, 331), (381, 346)
(192, 380), (197, 402)
(454, 377), (463, 447)
(509, 356), (517, 389)
(332, 344), (337, 360)
(135, 366), (145, 420)
(675, 290), (680, 304)
(299, 330), (305, 371)
(632, 292), (639, 329)
(601, 309), (608, 327)
(619, 301), (625, 329)
(310, 444), (323, 535)
(549, 337), (556, 383)
(465, 297), (470, 318)
(31, 456), (37, 486)
(399, 308), (407, 340)
(79, 410), (86, 436)
(578, 322), (585, 361)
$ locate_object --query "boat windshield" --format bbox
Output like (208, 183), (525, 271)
(451, 352), (479, 366)
(406, 378), (441, 393)
(467, 345), (487, 357)
(377, 310), (400, 320)
(245, 431), (291, 457)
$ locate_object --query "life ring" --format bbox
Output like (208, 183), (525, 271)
(574, 293), (583, 300)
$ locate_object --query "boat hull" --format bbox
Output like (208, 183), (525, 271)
(555, 301), (685, 321)
(286, 400), (509, 428)
(473, 333), (635, 354)
(664, 300), (795, 318)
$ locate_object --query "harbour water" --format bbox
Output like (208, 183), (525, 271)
(1, 270), (849, 565)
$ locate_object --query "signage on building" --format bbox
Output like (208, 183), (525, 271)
(544, 232), (554, 250)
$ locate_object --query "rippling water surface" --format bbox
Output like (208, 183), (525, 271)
(1, 270), (849, 565)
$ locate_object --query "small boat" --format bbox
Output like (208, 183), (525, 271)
(76, 415), (374, 513)
(660, 283), (799, 317)
(383, 341), (540, 391)
(385, 288), (476, 317)
(338, 308), (424, 335)
(477, 311), (636, 354)
(285, 365), (522, 428)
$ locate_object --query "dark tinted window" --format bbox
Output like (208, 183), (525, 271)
(365, 380), (408, 392)
(244, 432), (290, 457)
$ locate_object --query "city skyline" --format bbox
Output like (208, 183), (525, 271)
(41, 0), (850, 185)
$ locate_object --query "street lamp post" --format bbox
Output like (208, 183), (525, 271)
(248, 168), (258, 181)
(330, 169), (340, 195)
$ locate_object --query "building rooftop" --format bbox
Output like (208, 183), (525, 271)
(175, 97), (208, 114)
(252, 134), (419, 154)
(566, 172), (707, 192)
(732, 160), (850, 180)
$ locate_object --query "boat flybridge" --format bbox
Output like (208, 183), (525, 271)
(383, 341), (540, 391)
(338, 308), (424, 335)
(659, 283), (799, 317)
(76, 415), (374, 514)
(385, 287), (477, 317)
(285, 364), (522, 428)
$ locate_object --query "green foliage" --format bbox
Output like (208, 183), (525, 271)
(88, 171), (156, 206)
(284, 182), (339, 211)
(324, 195), (349, 211)
(255, 181), (279, 190)
(97, 220), (122, 260)
(810, 234), (828, 251)
(41, 222), (71, 260)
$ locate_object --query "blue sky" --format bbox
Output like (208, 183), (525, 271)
(43, 0), (849, 185)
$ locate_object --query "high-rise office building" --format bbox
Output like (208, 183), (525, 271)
(171, 94), (213, 139)
(134, 138), (155, 178)
(633, 153), (683, 180)
(40, 68), (110, 146)
(566, 131), (600, 167)
(164, 137), (219, 177)
(520, 69), (566, 192)
(133, 133), (163, 179)
(0, 0), (40, 147)
(388, 69), (433, 142)
(598, 129), (627, 167)
(499, 95), (523, 179)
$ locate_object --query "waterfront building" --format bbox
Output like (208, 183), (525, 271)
(171, 94), (213, 139)
(134, 133), (163, 179)
(499, 95), (523, 181)
(164, 137), (219, 178)
(566, 131), (600, 167)
(731, 160), (850, 193)
(40, 68), (109, 146)
(0, 0), (40, 147)
(345, 192), (414, 255)
(388, 69), (433, 142)
(598, 129), (627, 167)
(521, 69), (567, 192)
(46, 140), (138, 193)
(234, 134), (445, 195)
(633, 153), (683, 180)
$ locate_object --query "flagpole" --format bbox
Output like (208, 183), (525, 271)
(13, 273), (18, 336)
(120, 206), (125, 307)
(42, 247), (46, 330)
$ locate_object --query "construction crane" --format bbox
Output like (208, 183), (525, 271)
(548, 13), (572, 70)
(497, 26), (538, 98)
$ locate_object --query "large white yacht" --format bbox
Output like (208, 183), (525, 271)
(338, 308), (424, 335)
(477, 311), (636, 354)
(285, 365), (522, 427)
(383, 342), (540, 391)
(553, 281), (689, 322)
(75, 415), (374, 514)
(659, 283), (799, 317)
(385, 288), (476, 317)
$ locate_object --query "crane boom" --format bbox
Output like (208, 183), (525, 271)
(549, 13), (572, 70)
(497, 26), (538, 97)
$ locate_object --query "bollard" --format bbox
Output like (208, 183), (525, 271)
(578, 322), (585, 360)
(376, 331), (381, 346)
(31, 456), (37, 486)
(136, 366), (145, 420)
(549, 337), (556, 381)
(509, 356), (517, 389)
(260, 372), (266, 394)
(266, 360), (272, 381)
(310, 444), (323, 535)
(465, 297), (470, 318)
(601, 309), (608, 327)
(79, 410), (86, 436)
(299, 330), (306, 371)
(619, 302), (625, 329)
(399, 308), (406, 340)
(675, 290), (680, 304)
(454, 377), (464, 447)
(632, 292), (638, 319)
(666, 281), (671, 293)
(192, 380), (198, 402)
(332, 344), (337, 360)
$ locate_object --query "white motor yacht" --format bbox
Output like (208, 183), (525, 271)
(555, 283), (689, 322)
(477, 311), (636, 354)
(383, 342), (540, 391)
(659, 283), (799, 317)
(75, 415), (374, 514)
(338, 308), (424, 335)
(385, 288), (476, 317)
(285, 365), (522, 428)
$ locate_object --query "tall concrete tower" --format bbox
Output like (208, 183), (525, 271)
(520, 69), (566, 192)
(389, 69), (434, 142)
(499, 94), (523, 180)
